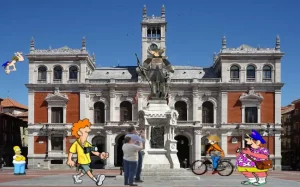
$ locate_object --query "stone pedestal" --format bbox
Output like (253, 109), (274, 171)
(138, 100), (180, 169)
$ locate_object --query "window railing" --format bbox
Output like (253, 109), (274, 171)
(246, 78), (256, 82)
(230, 78), (240, 82)
(68, 79), (78, 83)
(262, 78), (272, 82)
(53, 79), (62, 83)
(37, 79), (47, 83)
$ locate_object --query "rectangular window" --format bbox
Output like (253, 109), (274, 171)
(51, 134), (63, 151)
(245, 107), (258, 123)
(51, 107), (63, 123)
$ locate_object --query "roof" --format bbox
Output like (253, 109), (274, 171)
(0, 112), (27, 123)
(88, 65), (219, 80)
(1, 98), (28, 110)
(281, 105), (295, 115)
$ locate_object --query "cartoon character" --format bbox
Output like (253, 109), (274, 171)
(13, 146), (26, 175)
(66, 119), (109, 186)
(206, 135), (225, 174)
(236, 129), (272, 186)
(2, 52), (24, 74)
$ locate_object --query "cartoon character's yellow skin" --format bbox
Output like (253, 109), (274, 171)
(5, 52), (24, 74)
(13, 146), (26, 161)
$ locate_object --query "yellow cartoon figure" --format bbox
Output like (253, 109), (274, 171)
(206, 135), (225, 174)
(67, 119), (109, 186)
(13, 146), (26, 175)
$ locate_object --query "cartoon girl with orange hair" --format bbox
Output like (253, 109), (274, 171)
(67, 119), (109, 186)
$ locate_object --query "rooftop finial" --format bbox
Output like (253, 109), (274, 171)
(30, 37), (35, 52)
(213, 52), (217, 62)
(275, 35), (280, 51)
(82, 37), (86, 51)
(222, 36), (226, 50)
(143, 5), (147, 18)
(161, 5), (165, 19)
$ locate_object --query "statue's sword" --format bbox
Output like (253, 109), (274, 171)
(135, 53), (152, 91)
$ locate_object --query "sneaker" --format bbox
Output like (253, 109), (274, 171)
(241, 181), (255, 185)
(72, 175), (83, 184)
(96, 174), (106, 186)
(252, 181), (267, 186)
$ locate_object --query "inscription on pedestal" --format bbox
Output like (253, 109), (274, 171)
(150, 126), (164, 148)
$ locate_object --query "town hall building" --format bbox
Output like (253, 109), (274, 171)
(26, 5), (284, 170)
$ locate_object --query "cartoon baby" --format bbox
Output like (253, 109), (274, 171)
(2, 52), (24, 74)
(67, 119), (109, 186)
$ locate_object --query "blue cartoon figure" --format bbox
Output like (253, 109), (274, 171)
(2, 52), (24, 74)
(13, 146), (26, 175)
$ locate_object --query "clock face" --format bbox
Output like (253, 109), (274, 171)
(149, 43), (158, 51)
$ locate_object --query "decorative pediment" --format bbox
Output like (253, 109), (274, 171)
(45, 88), (69, 103)
(239, 87), (263, 103)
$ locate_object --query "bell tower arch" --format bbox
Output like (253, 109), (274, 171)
(141, 5), (167, 62)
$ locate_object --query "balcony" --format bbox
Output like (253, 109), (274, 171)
(53, 79), (62, 84)
(68, 79), (78, 83)
(246, 78), (256, 82)
(262, 78), (272, 83)
(37, 79), (47, 84)
(230, 78), (240, 83)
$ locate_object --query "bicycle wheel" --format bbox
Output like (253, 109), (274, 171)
(217, 160), (234, 176)
(191, 160), (207, 175)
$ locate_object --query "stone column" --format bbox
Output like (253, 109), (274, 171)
(109, 88), (116, 121)
(47, 107), (51, 123)
(28, 90), (34, 124)
(241, 106), (245, 123)
(63, 70), (68, 84)
(221, 92), (228, 123)
(275, 91), (281, 124)
(79, 90), (87, 119)
(192, 89), (199, 121)
(257, 106), (261, 123)
(47, 70), (52, 84)
(274, 133), (281, 170)
(79, 61), (86, 83)
(63, 106), (66, 123)
(221, 133), (228, 156)
(137, 90), (143, 111)
(105, 130), (115, 168)
(194, 130), (202, 161)
(213, 106), (217, 124)
(274, 59), (281, 83)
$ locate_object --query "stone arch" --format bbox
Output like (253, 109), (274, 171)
(94, 102), (105, 123)
(53, 65), (63, 80)
(120, 101), (132, 121)
(227, 63), (241, 70)
(202, 101), (214, 123)
(172, 96), (191, 108)
(201, 97), (217, 108)
(68, 64), (80, 70)
(114, 134), (126, 166)
(175, 101), (187, 121)
(68, 65), (79, 80)
(91, 135), (106, 169)
(37, 65), (48, 81)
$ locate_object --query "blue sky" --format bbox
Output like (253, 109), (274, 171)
(0, 0), (299, 107)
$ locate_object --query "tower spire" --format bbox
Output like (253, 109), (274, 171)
(143, 5), (147, 19)
(222, 36), (226, 50)
(161, 5), (165, 19)
(30, 37), (35, 52)
(275, 35), (280, 51)
(92, 52), (96, 64)
(81, 37), (86, 52)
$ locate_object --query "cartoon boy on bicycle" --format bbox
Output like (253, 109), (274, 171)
(206, 134), (225, 174)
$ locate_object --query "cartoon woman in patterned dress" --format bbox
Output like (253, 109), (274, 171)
(236, 129), (270, 186)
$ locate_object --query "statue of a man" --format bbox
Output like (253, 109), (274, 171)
(138, 47), (174, 99)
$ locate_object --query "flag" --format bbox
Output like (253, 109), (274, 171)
(133, 91), (138, 104)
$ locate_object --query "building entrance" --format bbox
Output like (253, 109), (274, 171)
(175, 135), (190, 168)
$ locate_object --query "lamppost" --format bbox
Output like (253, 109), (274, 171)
(266, 123), (270, 151)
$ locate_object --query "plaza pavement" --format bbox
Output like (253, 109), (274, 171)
(0, 169), (299, 187)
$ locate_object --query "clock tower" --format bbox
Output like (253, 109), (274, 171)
(141, 5), (167, 62)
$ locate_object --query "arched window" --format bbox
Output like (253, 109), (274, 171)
(53, 66), (63, 81)
(120, 101), (132, 121)
(202, 101), (214, 123)
(263, 65), (272, 81)
(175, 101), (187, 121)
(246, 65), (256, 81)
(94, 102), (105, 123)
(230, 65), (240, 80)
(69, 66), (78, 80)
(38, 66), (47, 81)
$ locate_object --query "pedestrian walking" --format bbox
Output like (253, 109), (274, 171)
(122, 136), (143, 186)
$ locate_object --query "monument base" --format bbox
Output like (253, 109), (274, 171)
(143, 149), (170, 169)
(165, 140), (180, 169)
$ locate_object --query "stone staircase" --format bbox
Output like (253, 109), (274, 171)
(116, 168), (200, 180)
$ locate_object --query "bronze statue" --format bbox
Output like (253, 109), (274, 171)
(136, 47), (174, 100)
